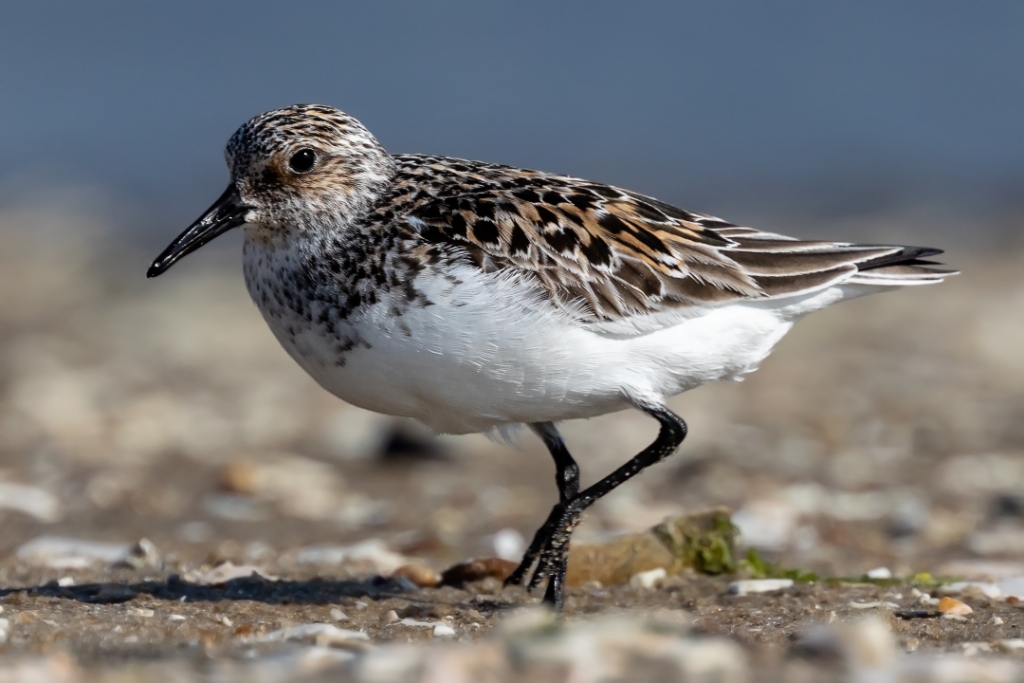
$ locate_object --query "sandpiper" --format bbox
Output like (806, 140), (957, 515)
(148, 104), (956, 608)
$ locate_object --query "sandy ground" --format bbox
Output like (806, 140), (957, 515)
(1, 205), (1024, 680)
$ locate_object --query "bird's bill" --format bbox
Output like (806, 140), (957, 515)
(147, 184), (251, 277)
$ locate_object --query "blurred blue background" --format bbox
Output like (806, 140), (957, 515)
(0, 1), (1021, 246)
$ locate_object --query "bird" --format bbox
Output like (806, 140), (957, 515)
(148, 104), (956, 609)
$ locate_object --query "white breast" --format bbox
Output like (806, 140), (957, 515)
(245, 246), (805, 434)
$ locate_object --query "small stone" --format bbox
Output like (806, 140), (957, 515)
(432, 623), (456, 638)
(489, 528), (525, 561)
(439, 557), (518, 587)
(383, 609), (400, 624)
(355, 600), (369, 610)
(56, 577), (74, 587)
(115, 537), (162, 569)
(727, 578), (793, 596)
(129, 608), (154, 618)
(330, 608), (349, 622)
(168, 614), (186, 622)
(629, 567), (667, 589)
(942, 613), (968, 622)
(184, 561), (277, 585)
(865, 567), (892, 580)
(391, 563), (440, 587)
(937, 596), (973, 616)
(991, 616), (1005, 625)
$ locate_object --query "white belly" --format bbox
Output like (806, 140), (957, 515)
(247, 258), (801, 434)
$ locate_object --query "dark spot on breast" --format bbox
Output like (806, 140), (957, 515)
(420, 224), (447, 244)
(450, 213), (468, 237)
(472, 218), (500, 244)
(542, 191), (565, 205)
(416, 202), (442, 220)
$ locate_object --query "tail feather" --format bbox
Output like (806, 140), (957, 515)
(848, 245), (958, 286)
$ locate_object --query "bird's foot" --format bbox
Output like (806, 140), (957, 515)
(504, 501), (582, 610)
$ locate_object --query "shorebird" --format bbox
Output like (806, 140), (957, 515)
(148, 104), (955, 608)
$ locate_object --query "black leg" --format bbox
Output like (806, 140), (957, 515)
(505, 406), (688, 610)
(533, 421), (579, 502)
(505, 423), (580, 590)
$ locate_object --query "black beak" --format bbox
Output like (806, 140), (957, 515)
(147, 184), (251, 277)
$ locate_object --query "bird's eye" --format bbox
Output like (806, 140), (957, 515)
(288, 148), (318, 174)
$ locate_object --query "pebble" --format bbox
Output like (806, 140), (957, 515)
(727, 578), (793, 596)
(432, 623), (456, 638)
(0, 481), (62, 522)
(0, 617), (9, 644)
(383, 610), (400, 624)
(991, 616), (1005, 625)
(629, 567), (667, 589)
(114, 537), (162, 569)
(489, 528), (525, 561)
(391, 563), (440, 588)
(129, 608), (154, 618)
(865, 566), (892, 579)
(937, 596), (973, 616)
(56, 576), (75, 587)
(439, 557), (518, 587)
(183, 561), (277, 585)
(330, 608), (349, 622)
(15, 536), (131, 569)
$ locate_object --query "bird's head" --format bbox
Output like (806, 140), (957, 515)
(148, 104), (394, 277)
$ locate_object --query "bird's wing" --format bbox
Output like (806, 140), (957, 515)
(392, 156), (953, 324)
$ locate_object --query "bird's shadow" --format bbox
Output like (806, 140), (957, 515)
(0, 573), (410, 606)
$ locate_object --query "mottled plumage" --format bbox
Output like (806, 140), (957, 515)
(149, 104), (956, 609)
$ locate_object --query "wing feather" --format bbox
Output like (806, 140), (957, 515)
(387, 155), (955, 323)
